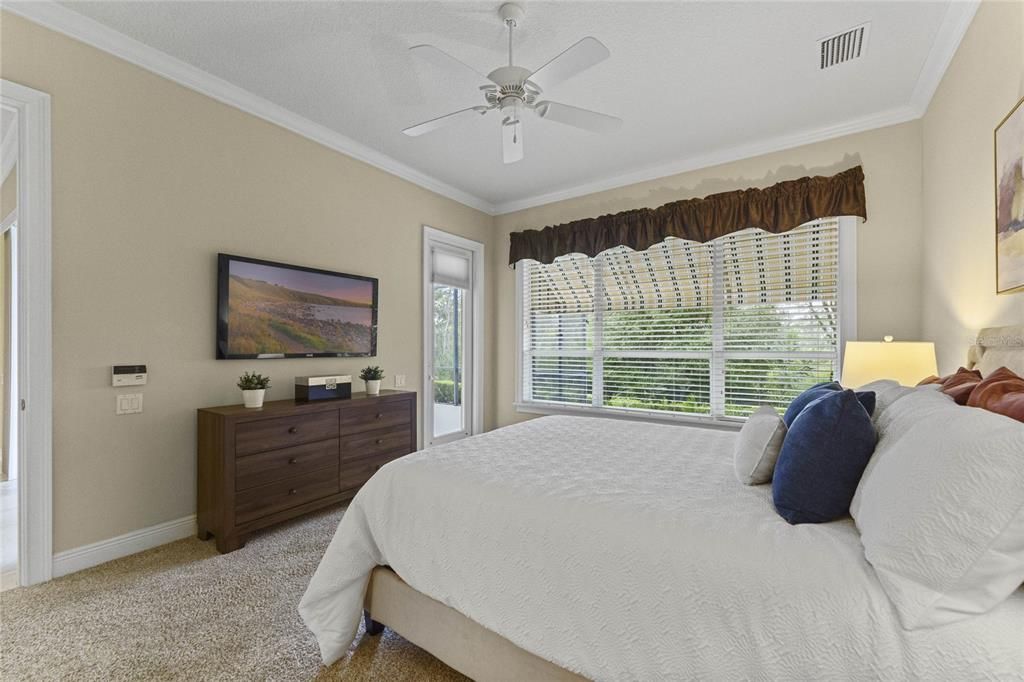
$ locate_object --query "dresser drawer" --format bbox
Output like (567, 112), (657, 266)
(339, 401), (411, 435)
(235, 411), (339, 456)
(341, 451), (403, 491)
(341, 427), (413, 460)
(235, 439), (339, 491)
(235, 465), (339, 525)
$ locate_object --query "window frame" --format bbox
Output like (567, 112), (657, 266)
(513, 216), (858, 430)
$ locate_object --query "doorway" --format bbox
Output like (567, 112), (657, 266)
(0, 105), (16, 588)
(423, 227), (484, 447)
(1, 80), (53, 588)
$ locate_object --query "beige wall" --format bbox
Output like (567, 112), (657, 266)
(0, 13), (497, 552)
(921, 0), (1024, 373)
(494, 122), (925, 426)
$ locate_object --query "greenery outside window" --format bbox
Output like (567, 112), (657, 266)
(516, 218), (850, 423)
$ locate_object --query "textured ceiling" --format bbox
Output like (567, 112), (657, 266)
(55, 1), (954, 209)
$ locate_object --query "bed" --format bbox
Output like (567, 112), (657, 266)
(299, 326), (1024, 680)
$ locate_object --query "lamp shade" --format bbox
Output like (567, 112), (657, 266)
(841, 341), (938, 388)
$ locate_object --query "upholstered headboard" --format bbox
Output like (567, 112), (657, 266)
(967, 325), (1024, 377)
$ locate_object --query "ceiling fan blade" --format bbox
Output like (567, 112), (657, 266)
(403, 107), (489, 137)
(502, 118), (523, 164)
(527, 37), (610, 92)
(535, 101), (622, 134)
(409, 44), (495, 88)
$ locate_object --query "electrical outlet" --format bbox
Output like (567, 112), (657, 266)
(394, 374), (406, 388)
(116, 393), (143, 415)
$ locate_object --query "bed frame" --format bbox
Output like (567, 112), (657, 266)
(361, 325), (1024, 681)
(363, 567), (584, 681)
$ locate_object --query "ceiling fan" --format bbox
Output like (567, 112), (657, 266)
(402, 2), (622, 164)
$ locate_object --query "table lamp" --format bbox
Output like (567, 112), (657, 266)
(841, 336), (938, 387)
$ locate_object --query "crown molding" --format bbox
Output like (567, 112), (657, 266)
(491, 0), (979, 215)
(3, 2), (497, 215)
(907, 0), (980, 117)
(492, 104), (919, 215)
(6, 0), (978, 219)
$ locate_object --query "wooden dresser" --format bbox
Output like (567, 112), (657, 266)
(197, 390), (416, 552)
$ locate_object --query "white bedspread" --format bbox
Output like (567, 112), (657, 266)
(299, 416), (1024, 680)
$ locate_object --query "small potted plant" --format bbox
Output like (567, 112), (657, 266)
(237, 371), (271, 408)
(359, 366), (384, 396)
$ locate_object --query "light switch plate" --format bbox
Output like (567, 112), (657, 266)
(394, 374), (406, 388)
(116, 393), (143, 415)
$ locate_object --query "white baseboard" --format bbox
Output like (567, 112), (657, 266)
(52, 515), (196, 578)
(1, 569), (18, 591)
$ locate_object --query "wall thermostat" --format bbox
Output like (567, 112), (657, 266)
(112, 364), (147, 387)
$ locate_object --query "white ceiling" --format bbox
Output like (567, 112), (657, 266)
(26, 1), (971, 212)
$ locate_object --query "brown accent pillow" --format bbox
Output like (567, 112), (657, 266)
(937, 367), (983, 405)
(967, 367), (1024, 423)
(917, 367), (982, 402)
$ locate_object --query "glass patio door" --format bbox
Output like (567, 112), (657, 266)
(432, 282), (466, 439)
(424, 232), (479, 446)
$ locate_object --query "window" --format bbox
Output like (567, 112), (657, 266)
(516, 218), (855, 423)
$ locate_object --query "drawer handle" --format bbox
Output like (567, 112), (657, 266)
(288, 457), (298, 465)
(375, 439), (384, 445)
(288, 488), (298, 495)
(375, 413), (383, 419)
(288, 426), (298, 434)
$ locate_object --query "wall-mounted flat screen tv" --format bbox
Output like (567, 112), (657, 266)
(217, 254), (378, 359)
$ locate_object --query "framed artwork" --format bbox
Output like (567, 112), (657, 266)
(995, 95), (1024, 294)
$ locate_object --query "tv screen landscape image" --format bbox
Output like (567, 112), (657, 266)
(217, 254), (378, 359)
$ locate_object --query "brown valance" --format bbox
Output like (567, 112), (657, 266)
(508, 165), (866, 265)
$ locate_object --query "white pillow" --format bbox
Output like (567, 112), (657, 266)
(851, 390), (1024, 629)
(853, 379), (915, 425)
(733, 405), (787, 486)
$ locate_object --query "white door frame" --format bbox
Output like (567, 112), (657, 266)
(2, 80), (54, 586)
(422, 226), (484, 447)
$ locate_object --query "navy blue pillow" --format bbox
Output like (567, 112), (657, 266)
(772, 389), (878, 525)
(782, 382), (876, 426)
(783, 382), (841, 425)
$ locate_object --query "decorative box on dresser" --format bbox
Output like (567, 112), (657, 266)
(197, 390), (416, 553)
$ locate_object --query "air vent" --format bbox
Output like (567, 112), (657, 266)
(818, 23), (870, 69)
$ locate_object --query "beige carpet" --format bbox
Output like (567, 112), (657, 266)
(0, 507), (468, 681)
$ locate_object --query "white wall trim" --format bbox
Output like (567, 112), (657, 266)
(6, 0), (978, 219)
(907, 0), (980, 116)
(493, 1), (978, 215)
(493, 105), (919, 214)
(52, 515), (197, 579)
(838, 215), (860, 376)
(0, 570), (18, 592)
(491, 0), (978, 214)
(2, 1), (494, 215)
(2, 80), (53, 587)
(422, 226), (485, 447)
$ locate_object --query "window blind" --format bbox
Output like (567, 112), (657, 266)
(519, 219), (843, 421)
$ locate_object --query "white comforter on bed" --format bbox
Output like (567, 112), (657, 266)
(299, 415), (1024, 680)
